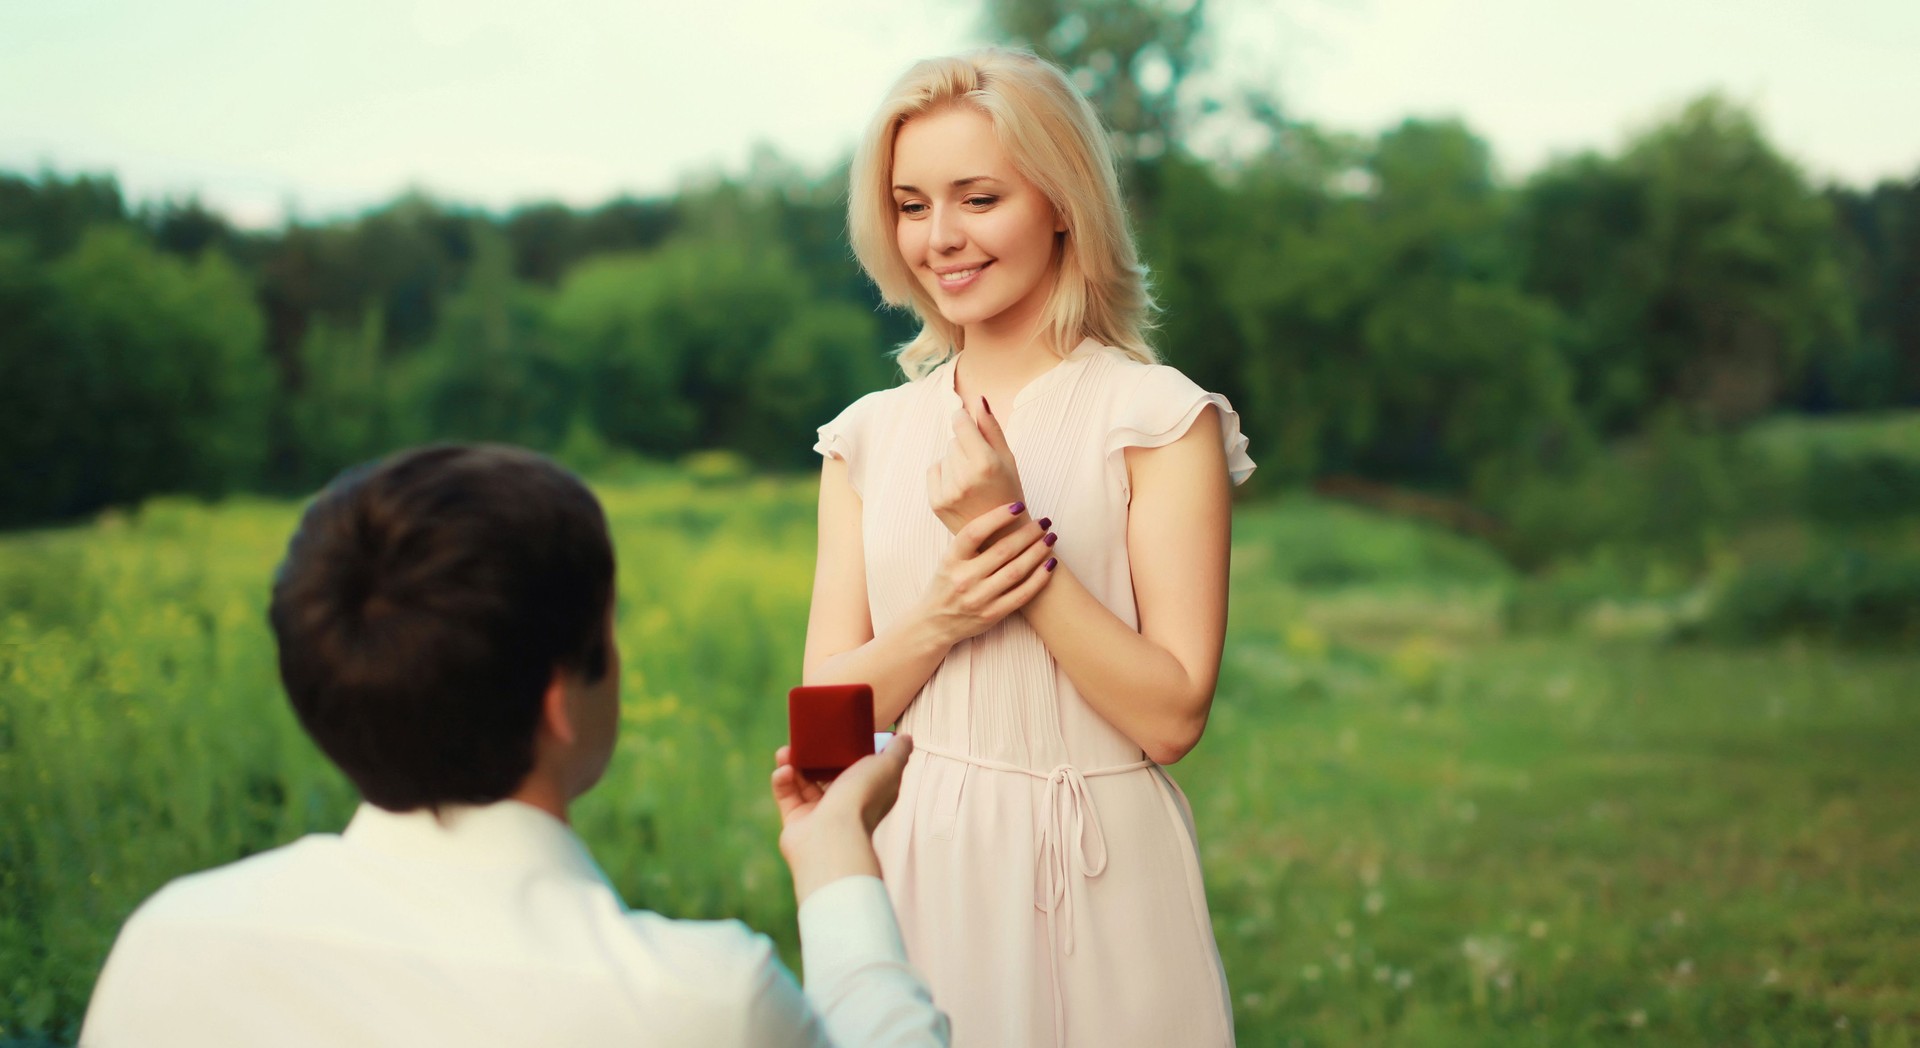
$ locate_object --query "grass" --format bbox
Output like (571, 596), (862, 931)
(1, 481), (1915, 1045)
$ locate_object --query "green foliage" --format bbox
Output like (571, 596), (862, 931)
(0, 475), (821, 1043)
(1500, 411), (1920, 644)
(1520, 96), (1856, 431)
(985, 0), (1206, 164)
(0, 172), (128, 260)
(398, 225), (575, 450)
(1496, 412), (1744, 569)
(1171, 119), (1587, 491)
(0, 30), (1906, 531)
(281, 312), (402, 485)
(0, 229), (272, 525)
(1698, 545), (1920, 645)
(1821, 177), (1920, 410)
(552, 239), (889, 466)
(7, 487), (1917, 1043)
(1231, 492), (1511, 591)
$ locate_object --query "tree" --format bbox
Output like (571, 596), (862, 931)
(0, 170), (128, 260)
(0, 228), (271, 524)
(1205, 119), (1582, 490)
(1520, 95), (1853, 429)
(1820, 176), (1920, 408)
(553, 237), (890, 465)
(400, 224), (572, 450)
(984, 0), (1208, 171)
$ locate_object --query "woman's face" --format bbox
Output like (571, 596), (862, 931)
(891, 106), (1064, 338)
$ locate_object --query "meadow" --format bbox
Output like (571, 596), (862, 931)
(1, 470), (1916, 1045)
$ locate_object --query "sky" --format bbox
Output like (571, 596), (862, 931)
(2, 0), (1915, 228)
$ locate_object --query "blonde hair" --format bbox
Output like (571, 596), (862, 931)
(849, 48), (1158, 380)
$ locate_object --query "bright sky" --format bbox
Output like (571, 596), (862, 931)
(2, 0), (1914, 228)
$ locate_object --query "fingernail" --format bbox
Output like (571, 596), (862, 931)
(1045, 557), (1058, 572)
(982, 396), (993, 416)
(1038, 517), (1051, 530)
(1043, 532), (1057, 547)
(1009, 501), (1025, 515)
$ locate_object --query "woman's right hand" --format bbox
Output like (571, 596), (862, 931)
(917, 501), (1058, 645)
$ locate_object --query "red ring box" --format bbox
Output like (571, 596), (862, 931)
(788, 684), (876, 781)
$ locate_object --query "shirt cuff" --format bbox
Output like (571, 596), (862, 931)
(795, 874), (908, 977)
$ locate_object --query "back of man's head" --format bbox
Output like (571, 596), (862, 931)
(269, 444), (615, 812)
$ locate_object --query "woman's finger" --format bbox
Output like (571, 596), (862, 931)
(950, 500), (1030, 554)
(965, 518), (1047, 580)
(982, 545), (1058, 621)
(981, 525), (1055, 596)
(950, 407), (994, 464)
(925, 459), (946, 504)
(974, 395), (1012, 454)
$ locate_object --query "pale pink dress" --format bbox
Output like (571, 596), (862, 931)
(814, 338), (1255, 1047)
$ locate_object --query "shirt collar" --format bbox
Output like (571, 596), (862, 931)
(342, 800), (615, 893)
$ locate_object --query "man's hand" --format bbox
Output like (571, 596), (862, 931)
(927, 398), (1028, 536)
(770, 735), (914, 903)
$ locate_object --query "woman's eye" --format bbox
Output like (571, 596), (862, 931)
(965, 196), (997, 208)
(897, 201), (927, 216)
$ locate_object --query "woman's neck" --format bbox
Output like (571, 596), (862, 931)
(954, 326), (1069, 408)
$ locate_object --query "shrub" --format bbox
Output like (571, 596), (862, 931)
(1699, 546), (1920, 644)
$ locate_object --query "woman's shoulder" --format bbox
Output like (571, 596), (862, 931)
(823, 369), (925, 427)
(1079, 343), (1210, 404)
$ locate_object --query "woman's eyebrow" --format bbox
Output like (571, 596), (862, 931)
(892, 176), (1003, 193)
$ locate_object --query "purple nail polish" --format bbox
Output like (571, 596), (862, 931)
(1009, 501), (1025, 515)
(1043, 532), (1057, 547)
(1038, 517), (1051, 530)
(1044, 557), (1058, 572)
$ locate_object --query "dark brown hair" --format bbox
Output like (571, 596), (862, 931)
(269, 444), (614, 811)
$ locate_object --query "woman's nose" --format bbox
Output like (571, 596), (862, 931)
(929, 205), (965, 252)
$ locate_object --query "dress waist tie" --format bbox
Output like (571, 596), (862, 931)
(915, 742), (1154, 1048)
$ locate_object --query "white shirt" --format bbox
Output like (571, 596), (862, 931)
(80, 801), (949, 1047)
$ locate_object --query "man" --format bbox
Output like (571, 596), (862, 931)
(81, 444), (947, 1047)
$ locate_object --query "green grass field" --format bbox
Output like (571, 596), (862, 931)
(2, 478), (1915, 1045)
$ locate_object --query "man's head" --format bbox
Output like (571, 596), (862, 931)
(269, 444), (617, 812)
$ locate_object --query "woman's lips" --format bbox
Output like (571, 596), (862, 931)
(934, 260), (991, 291)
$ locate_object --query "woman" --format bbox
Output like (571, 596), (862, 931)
(804, 48), (1254, 1047)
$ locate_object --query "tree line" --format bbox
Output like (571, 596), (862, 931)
(1, 17), (1915, 530)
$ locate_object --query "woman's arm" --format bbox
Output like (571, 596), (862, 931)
(1018, 406), (1232, 764)
(803, 457), (1058, 727)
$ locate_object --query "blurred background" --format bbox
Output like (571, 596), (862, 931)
(2, 1), (1916, 1044)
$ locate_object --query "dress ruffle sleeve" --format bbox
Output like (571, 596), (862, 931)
(814, 389), (887, 498)
(1103, 366), (1256, 499)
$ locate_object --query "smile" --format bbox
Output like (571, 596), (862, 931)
(935, 261), (991, 289)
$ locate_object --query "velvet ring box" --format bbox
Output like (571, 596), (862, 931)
(787, 684), (879, 781)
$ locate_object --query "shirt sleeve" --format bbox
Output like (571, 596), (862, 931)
(741, 875), (948, 1048)
(1104, 365), (1256, 500)
(814, 391), (886, 499)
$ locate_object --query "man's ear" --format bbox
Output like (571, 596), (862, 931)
(540, 670), (577, 747)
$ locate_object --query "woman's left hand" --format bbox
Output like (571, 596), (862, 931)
(927, 397), (1028, 535)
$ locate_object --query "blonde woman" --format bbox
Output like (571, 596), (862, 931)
(804, 48), (1253, 1047)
